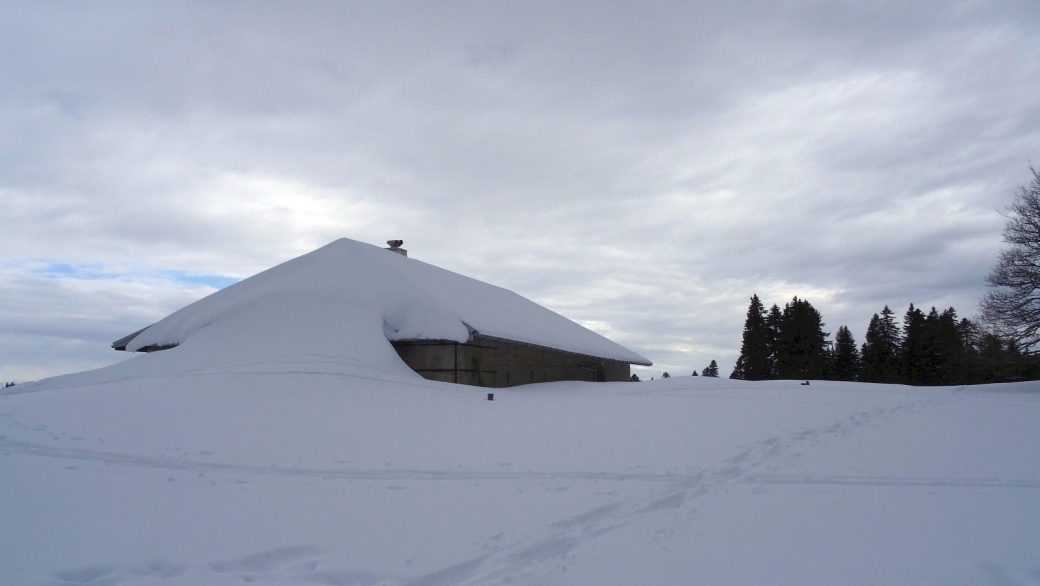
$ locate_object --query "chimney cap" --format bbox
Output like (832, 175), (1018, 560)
(385, 240), (407, 257)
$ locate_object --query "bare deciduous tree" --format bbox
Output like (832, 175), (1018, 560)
(981, 166), (1040, 349)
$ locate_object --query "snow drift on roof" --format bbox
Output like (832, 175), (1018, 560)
(95, 238), (649, 382)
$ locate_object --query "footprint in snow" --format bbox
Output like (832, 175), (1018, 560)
(211, 545), (321, 574)
(305, 569), (382, 585)
(53, 565), (118, 584)
(129, 560), (187, 579)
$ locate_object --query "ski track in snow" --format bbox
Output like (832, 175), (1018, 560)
(9, 387), (1031, 585)
(406, 391), (952, 586)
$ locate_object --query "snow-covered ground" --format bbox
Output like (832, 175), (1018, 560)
(2, 368), (1038, 585)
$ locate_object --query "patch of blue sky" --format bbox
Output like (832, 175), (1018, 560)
(14, 261), (240, 290)
(35, 262), (102, 278)
(160, 271), (240, 289)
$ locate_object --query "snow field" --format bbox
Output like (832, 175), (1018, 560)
(2, 373), (1038, 585)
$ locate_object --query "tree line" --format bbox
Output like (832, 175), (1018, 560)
(632, 358), (720, 382)
(730, 168), (1040, 386)
(729, 295), (1039, 385)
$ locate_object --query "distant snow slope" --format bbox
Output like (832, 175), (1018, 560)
(2, 369), (1038, 585)
(84, 238), (648, 388)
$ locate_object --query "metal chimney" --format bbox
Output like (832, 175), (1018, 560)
(386, 240), (407, 257)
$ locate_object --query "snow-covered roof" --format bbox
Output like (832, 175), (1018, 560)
(118, 238), (651, 368)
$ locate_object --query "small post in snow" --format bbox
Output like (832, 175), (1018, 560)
(487, 393), (494, 401)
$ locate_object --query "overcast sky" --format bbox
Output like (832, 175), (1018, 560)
(2, 0), (1039, 382)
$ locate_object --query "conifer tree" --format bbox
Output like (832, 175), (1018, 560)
(860, 306), (902, 383)
(959, 317), (993, 383)
(967, 326), (1033, 383)
(776, 297), (829, 379)
(896, 306), (966, 385)
(928, 307), (966, 385)
(765, 304), (783, 378)
(729, 357), (744, 380)
(902, 304), (927, 384)
(702, 360), (719, 377)
(730, 295), (772, 380)
(830, 325), (860, 381)
(860, 313), (882, 381)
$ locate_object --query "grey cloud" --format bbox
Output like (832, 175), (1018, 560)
(0, 267), (216, 380)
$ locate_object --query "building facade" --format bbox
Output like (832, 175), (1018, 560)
(392, 334), (632, 387)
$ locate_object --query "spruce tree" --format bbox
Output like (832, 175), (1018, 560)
(860, 314), (881, 381)
(728, 356), (743, 379)
(830, 325), (860, 381)
(959, 317), (990, 383)
(702, 360), (719, 377)
(765, 304), (783, 378)
(902, 304), (927, 384)
(860, 305), (902, 383)
(968, 327), (1037, 383)
(776, 297), (829, 379)
(928, 307), (966, 385)
(973, 330), (1005, 383)
(731, 295), (772, 380)
(901, 306), (960, 385)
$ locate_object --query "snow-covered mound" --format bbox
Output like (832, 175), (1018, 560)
(1, 373), (1038, 585)
(24, 238), (649, 391)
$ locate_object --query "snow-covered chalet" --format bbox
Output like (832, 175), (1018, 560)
(111, 238), (651, 387)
